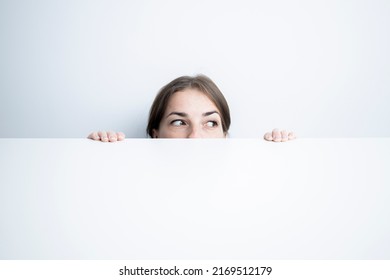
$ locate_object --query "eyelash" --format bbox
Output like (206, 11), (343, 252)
(170, 120), (219, 127)
(171, 120), (186, 126)
(206, 121), (218, 127)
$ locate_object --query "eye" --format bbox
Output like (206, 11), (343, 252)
(205, 121), (218, 127)
(171, 120), (186, 127)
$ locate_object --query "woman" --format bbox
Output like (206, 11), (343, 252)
(88, 75), (295, 141)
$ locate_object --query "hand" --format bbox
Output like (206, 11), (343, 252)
(264, 129), (296, 142)
(88, 131), (125, 142)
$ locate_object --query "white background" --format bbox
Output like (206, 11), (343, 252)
(1, 0), (389, 138)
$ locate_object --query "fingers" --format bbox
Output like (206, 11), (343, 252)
(107, 131), (126, 142)
(264, 132), (273, 141)
(117, 132), (125, 141)
(107, 131), (117, 142)
(272, 129), (281, 142)
(288, 132), (296, 140)
(88, 131), (126, 142)
(281, 130), (288, 142)
(88, 132), (100, 141)
(264, 128), (296, 142)
(97, 131), (108, 142)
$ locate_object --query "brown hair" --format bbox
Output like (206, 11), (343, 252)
(147, 75), (231, 137)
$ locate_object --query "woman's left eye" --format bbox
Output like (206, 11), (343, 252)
(206, 121), (218, 127)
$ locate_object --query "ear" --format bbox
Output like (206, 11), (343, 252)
(152, 129), (159, 138)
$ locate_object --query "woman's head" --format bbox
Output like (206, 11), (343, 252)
(147, 75), (231, 138)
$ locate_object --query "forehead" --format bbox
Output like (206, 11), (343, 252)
(166, 88), (218, 112)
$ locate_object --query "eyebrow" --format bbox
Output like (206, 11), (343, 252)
(166, 111), (220, 118)
(203, 111), (220, 117)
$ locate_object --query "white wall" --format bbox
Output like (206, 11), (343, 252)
(1, 0), (389, 138)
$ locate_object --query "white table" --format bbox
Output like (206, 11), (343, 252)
(0, 138), (389, 259)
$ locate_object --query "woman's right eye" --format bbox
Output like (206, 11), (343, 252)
(171, 120), (186, 126)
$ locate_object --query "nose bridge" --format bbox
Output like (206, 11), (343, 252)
(188, 124), (203, 138)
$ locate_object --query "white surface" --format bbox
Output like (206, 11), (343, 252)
(0, 138), (389, 259)
(1, 0), (390, 138)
